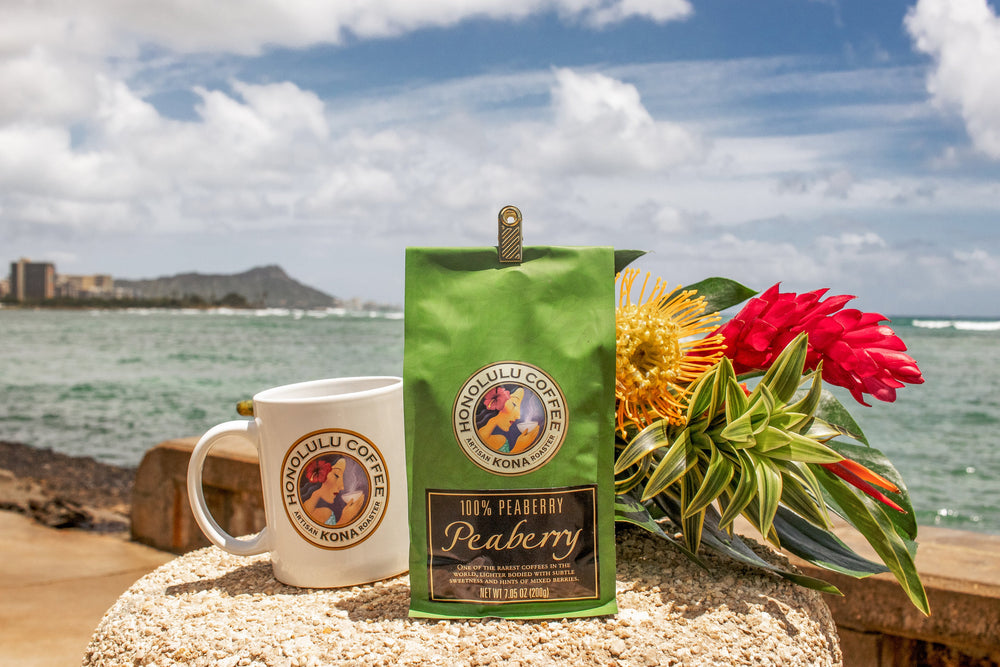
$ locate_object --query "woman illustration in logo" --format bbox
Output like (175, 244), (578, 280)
(300, 455), (366, 528)
(476, 384), (541, 455)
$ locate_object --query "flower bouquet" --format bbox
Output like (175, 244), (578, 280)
(612, 252), (929, 614)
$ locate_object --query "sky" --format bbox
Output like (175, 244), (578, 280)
(2, 0), (999, 316)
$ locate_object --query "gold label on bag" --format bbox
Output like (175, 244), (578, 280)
(280, 429), (390, 549)
(426, 486), (599, 604)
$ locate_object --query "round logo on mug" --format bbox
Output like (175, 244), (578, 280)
(280, 429), (389, 550)
(452, 361), (568, 476)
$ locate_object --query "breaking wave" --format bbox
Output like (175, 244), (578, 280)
(912, 319), (1000, 332)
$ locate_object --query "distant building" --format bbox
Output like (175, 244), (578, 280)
(57, 273), (116, 299)
(9, 258), (55, 302)
(5, 258), (122, 301)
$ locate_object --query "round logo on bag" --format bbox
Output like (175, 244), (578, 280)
(280, 429), (389, 549)
(452, 361), (568, 476)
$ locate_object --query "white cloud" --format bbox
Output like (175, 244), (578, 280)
(0, 4), (118, 59)
(0, 49), (100, 124)
(816, 231), (887, 252)
(626, 228), (989, 318)
(301, 165), (405, 216)
(952, 248), (1000, 287)
(906, 0), (1000, 159)
(1, 1), (693, 60)
(0, 122), (140, 201)
(582, 0), (692, 28)
(0, 0), (695, 132)
(0, 66), (707, 239)
(529, 68), (704, 174)
(822, 168), (855, 199)
(625, 233), (830, 300)
(774, 167), (856, 199)
(39, 250), (81, 267)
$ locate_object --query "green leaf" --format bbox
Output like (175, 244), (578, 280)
(690, 429), (714, 452)
(720, 410), (755, 444)
(742, 498), (781, 546)
(750, 404), (774, 436)
(724, 365), (749, 423)
(786, 368), (824, 418)
(760, 332), (809, 404)
(613, 490), (704, 563)
(769, 410), (810, 433)
(720, 386), (772, 444)
(815, 467), (929, 615)
(613, 454), (650, 495)
(660, 498), (842, 595)
(755, 456), (783, 539)
(784, 461), (829, 524)
(776, 468), (831, 529)
(614, 491), (665, 533)
(772, 506), (889, 578)
(718, 449), (759, 531)
(763, 432), (845, 463)
(709, 359), (731, 419)
(614, 249), (647, 274)
(686, 365), (719, 422)
(684, 442), (735, 518)
(682, 277), (757, 313)
(775, 460), (833, 528)
(752, 426), (793, 452)
(641, 429), (694, 500)
(614, 420), (674, 474)
(804, 419), (844, 443)
(681, 471), (706, 553)
(746, 383), (776, 429)
(814, 390), (869, 445)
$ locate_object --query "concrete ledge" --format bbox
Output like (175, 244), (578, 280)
(788, 524), (1000, 666)
(130, 436), (264, 554)
(0, 511), (172, 667)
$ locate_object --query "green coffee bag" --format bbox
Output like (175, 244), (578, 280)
(404, 245), (617, 619)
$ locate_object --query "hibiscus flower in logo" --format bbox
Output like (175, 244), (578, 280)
(483, 386), (511, 411)
(304, 458), (332, 484)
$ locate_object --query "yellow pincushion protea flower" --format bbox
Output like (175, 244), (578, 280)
(616, 269), (726, 435)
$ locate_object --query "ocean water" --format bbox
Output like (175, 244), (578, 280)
(0, 307), (997, 535)
(0, 307), (403, 466)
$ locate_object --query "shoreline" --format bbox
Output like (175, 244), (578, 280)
(0, 440), (134, 534)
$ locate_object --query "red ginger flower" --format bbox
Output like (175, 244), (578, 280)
(714, 283), (924, 406)
(821, 459), (905, 512)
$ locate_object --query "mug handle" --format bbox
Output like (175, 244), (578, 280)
(187, 420), (271, 556)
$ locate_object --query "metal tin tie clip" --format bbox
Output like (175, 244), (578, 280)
(497, 205), (523, 264)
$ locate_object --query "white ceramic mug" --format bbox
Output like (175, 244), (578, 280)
(187, 376), (408, 588)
